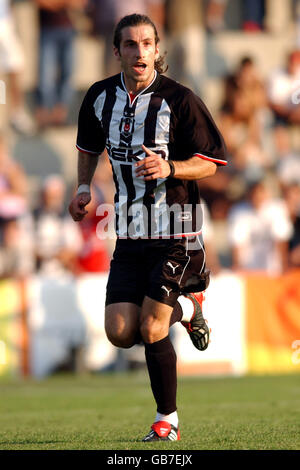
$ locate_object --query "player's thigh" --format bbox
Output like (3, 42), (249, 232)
(105, 302), (140, 347)
(105, 239), (146, 307)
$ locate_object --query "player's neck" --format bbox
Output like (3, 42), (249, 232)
(122, 71), (156, 95)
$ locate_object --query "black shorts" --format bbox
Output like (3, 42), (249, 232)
(105, 237), (209, 308)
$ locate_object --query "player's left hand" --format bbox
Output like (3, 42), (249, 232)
(135, 145), (171, 180)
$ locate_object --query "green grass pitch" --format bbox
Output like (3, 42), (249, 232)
(0, 372), (299, 450)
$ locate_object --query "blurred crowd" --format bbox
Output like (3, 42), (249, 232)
(0, 0), (300, 280)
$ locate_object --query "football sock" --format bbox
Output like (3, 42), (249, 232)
(155, 411), (178, 428)
(144, 336), (177, 415)
(177, 295), (195, 323)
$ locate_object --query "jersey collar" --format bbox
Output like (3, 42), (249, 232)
(120, 71), (160, 105)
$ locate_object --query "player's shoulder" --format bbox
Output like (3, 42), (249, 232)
(158, 75), (201, 106)
(159, 75), (194, 96)
(85, 74), (121, 98)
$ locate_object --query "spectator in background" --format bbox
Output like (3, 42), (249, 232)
(205, 0), (265, 33)
(234, 57), (267, 113)
(228, 180), (292, 274)
(0, 0), (34, 135)
(268, 50), (300, 129)
(31, 175), (83, 275)
(201, 199), (221, 275)
(0, 134), (33, 277)
(220, 57), (268, 148)
(0, 133), (28, 200)
(275, 126), (300, 187)
(207, 194), (232, 269)
(77, 183), (110, 274)
(205, 0), (227, 33)
(35, 0), (87, 129)
(243, 0), (265, 32)
(219, 56), (272, 186)
(283, 182), (300, 267)
(0, 215), (34, 278)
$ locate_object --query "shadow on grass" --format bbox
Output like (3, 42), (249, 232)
(0, 440), (66, 445)
(100, 438), (142, 444)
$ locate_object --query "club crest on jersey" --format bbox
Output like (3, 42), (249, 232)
(119, 110), (135, 137)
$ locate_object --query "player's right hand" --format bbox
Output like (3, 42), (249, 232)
(68, 192), (91, 222)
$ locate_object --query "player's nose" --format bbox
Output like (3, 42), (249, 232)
(135, 44), (144, 58)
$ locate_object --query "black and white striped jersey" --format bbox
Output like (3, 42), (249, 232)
(76, 72), (227, 238)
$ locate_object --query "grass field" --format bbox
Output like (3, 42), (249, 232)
(0, 372), (300, 450)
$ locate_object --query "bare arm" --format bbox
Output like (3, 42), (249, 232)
(135, 145), (217, 181)
(34, 0), (87, 9)
(34, 0), (67, 10)
(69, 151), (99, 221)
(77, 150), (99, 186)
(167, 156), (217, 180)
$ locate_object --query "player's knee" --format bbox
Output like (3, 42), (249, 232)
(106, 331), (135, 349)
(105, 304), (140, 348)
(139, 317), (167, 344)
(105, 325), (136, 349)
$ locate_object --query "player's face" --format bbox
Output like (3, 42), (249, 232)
(114, 24), (159, 92)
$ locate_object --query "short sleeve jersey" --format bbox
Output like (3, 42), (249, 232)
(77, 72), (227, 238)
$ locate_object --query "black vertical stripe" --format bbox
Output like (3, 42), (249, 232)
(143, 95), (164, 237)
(120, 164), (136, 202)
(111, 163), (120, 234)
(120, 164), (136, 236)
(101, 88), (117, 138)
(142, 180), (157, 238)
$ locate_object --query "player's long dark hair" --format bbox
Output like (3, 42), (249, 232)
(113, 14), (167, 74)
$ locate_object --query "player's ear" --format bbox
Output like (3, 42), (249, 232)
(114, 47), (121, 61)
(155, 44), (159, 60)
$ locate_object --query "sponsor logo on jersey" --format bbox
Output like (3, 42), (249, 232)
(176, 211), (192, 222)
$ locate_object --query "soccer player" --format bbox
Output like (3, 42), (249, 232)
(69, 13), (227, 441)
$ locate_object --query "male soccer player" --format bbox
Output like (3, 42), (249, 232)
(69, 13), (227, 441)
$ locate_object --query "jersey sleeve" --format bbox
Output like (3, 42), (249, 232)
(177, 90), (227, 166)
(76, 84), (106, 155)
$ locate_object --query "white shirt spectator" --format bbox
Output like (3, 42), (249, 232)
(0, 0), (9, 21)
(268, 66), (300, 109)
(32, 212), (83, 276)
(228, 199), (293, 274)
(277, 152), (300, 186)
(0, 0), (24, 73)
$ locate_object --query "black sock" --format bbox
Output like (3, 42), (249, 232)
(144, 336), (177, 415)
